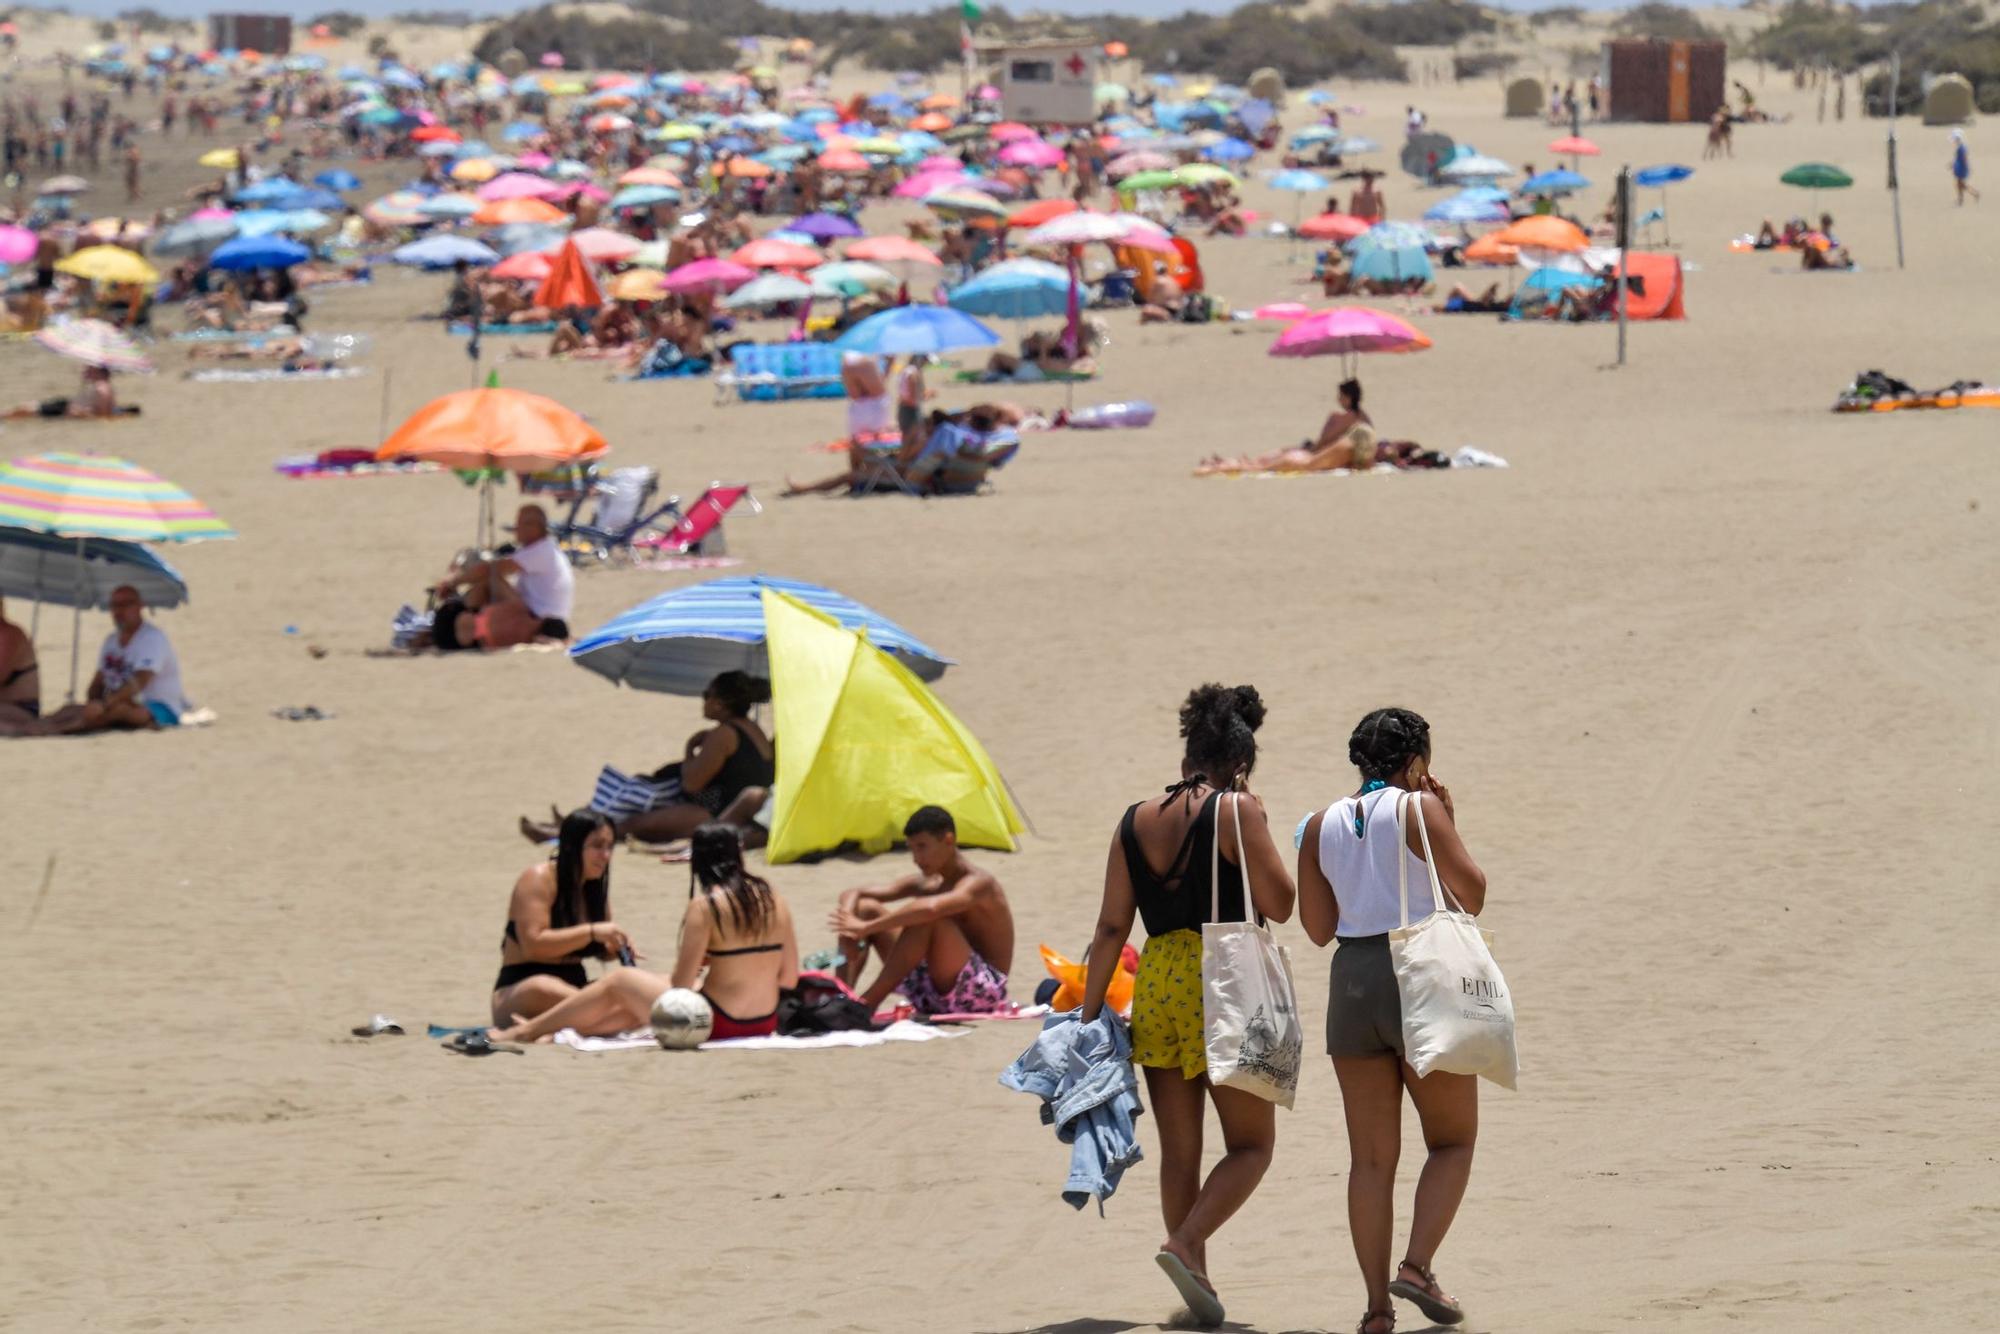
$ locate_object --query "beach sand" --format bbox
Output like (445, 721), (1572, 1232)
(2, 31), (1998, 1332)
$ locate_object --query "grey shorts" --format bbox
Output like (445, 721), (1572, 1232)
(1327, 934), (1404, 1059)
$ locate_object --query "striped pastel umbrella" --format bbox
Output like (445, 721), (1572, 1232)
(570, 574), (952, 696)
(0, 453), (231, 695)
(33, 319), (154, 373)
(0, 453), (234, 543)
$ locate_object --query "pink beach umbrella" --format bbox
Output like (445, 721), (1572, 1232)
(561, 227), (643, 263)
(190, 206), (234, 221)
(1269, 305), (1431, 377)
(919, 155), (963, 173)
(975, 84), (1000, 100)
(845, 235), (942, 266)
(894, 170), (970, 199)
(515, 151), (553, 170)
(539, 52), (564, 68)
(0, 224), (38, 265)
(1106, 150), (1172, 178)
(1253, 302), (1312, 323)
(479, 172), (566, 201)
(999, 139), (1065, 169)
(663, 257), (754, 294)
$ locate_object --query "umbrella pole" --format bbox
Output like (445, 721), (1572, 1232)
(68, 536), (84, 703)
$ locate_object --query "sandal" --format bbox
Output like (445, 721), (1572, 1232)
(1357, 1308), (1395, 1333)
(1388, 1259), (1463, 1326)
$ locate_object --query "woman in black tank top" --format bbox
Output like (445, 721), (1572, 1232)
(1080, 685), (1296, 1327)
(517, 670), (775, 848)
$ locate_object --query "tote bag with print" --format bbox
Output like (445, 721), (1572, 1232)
(1202, 793), (1305, 1108)
(1389, 791), (1518, 1089)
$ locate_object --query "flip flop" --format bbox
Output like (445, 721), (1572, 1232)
(1388, 1261), (1463, 1326)
(1155, 1250), (1225, 1328)
(441, 1032), (519, 1057)
(349, 1014), (404, 1037)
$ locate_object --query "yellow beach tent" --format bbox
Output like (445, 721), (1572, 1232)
(762, 588), (1025, 864)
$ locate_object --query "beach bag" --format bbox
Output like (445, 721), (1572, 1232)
(1201, 793), (1304, 1108)
(777, 972), (876, 1035)
(589, 765), (680, 821)
(1389, 792), (1518, 1089)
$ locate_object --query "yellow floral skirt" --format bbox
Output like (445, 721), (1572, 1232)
(1129, 929), (1205, 1079)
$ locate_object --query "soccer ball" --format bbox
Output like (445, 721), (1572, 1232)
(649, 988), (713, 1050)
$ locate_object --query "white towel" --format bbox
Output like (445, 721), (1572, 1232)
(552, 1018), (969, 1053)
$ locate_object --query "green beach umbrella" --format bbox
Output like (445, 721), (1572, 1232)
(1780, 162), (1853, 190)
(1117, 169), (1180, 192)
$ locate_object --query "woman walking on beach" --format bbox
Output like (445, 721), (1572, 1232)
(1297, 709), (1487, 1333)
(1080, 684), (1296, 1327)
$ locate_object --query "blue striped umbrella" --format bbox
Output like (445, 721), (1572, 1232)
(570, 574), (953, 695)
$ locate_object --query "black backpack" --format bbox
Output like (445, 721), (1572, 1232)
(776, 974), (877, 1036)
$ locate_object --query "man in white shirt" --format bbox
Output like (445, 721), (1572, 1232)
(431, 503), (575, 651)
(43, 585), (187, 732)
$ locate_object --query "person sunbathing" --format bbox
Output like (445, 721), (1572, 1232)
(986, 320), (1103, 377)
(6, 365), (132, 419)
(1802, 243), (1855, 272)
(520, 671), (775, 847)
(1316, 251), (1352, 298)
(490, 823), (800, 1043)
(0, 596), (41, 737)
(1196, 378), (1376, 475)
(1435, 282), (1503, 313)
(782, 407), (995, 496)
(1754, 220), (1780, 249)
(830, 805), (1015, 1017)
(188, 337), (309, 362)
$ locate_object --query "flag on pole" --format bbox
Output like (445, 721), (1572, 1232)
(961, 0), (980, 74)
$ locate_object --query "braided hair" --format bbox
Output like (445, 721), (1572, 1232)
(1179, 683), (1266, 788)
(1348, 707), (1431, 784)
(688, 821), (775, 935)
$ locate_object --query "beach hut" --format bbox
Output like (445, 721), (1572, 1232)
(1505, 77), (1543, 118)
(1605, 38), (1725, 123)
(761, 589), (1024, 864)
(1923, 74), (1974, 127)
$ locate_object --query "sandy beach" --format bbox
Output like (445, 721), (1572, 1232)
(2, 17), (1998, 1332)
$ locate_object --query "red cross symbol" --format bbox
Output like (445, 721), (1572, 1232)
(1065, 52), (1087, 77)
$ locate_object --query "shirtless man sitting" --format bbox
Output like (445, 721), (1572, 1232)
(829, 806), (1015, 1016)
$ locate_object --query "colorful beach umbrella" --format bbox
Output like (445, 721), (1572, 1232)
(1270, 306), (1430, 377)
(663, 257), (754, 294)
(0, 453), (234, 543)
(0, 224), (38, 264)
(534, 239), (601, 310)
(844, 235), (942, 267)
(732, 237), (824, 270)
(391, 234), (499, 268)
(569, 574), (951, 696)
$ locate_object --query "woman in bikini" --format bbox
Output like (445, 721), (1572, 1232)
(1079, 684), (1297, 1327)
(518, 671), (775, 846)
(489, 809), (636, 1028)
(0, 596), (42, 736)
(1195, 378), (1376, 476)
(490, 823), (800, 1042)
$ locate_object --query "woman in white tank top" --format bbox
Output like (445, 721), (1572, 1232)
(1295, 708), (1488, 1334)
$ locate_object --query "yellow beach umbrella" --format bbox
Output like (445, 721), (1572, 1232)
(450, 158), (500, 183)
(762, 588), (1024, 863)
(654, 122), (704, 142)
(56, 246), (160, 285)
(197, 147), (240, 169)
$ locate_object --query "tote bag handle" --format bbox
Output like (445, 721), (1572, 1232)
(1397, 789), (1467, 929)
(1209, 790), (1259, 927)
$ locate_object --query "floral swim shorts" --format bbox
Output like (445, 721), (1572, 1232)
(1130, 929), (1206, 1079)
(898, 950), (1011, 1016)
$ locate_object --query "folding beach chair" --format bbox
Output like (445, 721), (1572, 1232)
(633, 482), (762, 556)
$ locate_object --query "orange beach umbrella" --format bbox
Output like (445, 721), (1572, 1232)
(534, 238), (602, 309)
(1492, 215), (1588, 253)
(377, 387), (607, 471)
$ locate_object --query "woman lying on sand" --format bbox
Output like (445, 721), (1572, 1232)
(491, 823), (799, 1043)
(519, 671), (774, 847)
(1195, 378), (1375, 475)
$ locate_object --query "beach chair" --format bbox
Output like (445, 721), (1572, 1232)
(634, 483), (762, 555)
(715, 342), (849, 404)
(902, 422), (1021, 496)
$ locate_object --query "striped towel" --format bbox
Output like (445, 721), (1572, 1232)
(590, 765), (681, 820)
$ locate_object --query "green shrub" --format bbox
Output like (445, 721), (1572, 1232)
(1611, 3), (1720, 42)
(1345, 0), (1494, 47)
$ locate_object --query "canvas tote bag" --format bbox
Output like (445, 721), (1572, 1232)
(1389, 791), (1519, 1089)
(1202, 792), (1305, 1108)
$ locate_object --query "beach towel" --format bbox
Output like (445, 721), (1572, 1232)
(170, 326), (297, 342)
(189, 367), (366, 383)
(953, 366), (1095, 384)
(552, 1018), (970, 1053)
(625, 553), (743, 573)
(276, 453), (439, 479)
(446, 321), (558, 336)
(590, 764), (681, 819)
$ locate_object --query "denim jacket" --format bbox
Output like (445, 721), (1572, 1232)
(999, 1008), (1144, 1213)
